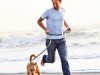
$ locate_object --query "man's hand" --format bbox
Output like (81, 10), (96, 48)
(67, 27), (71, 33)
(44, 29), (49, 34)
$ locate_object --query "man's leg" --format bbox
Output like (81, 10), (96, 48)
(57, 39), (71, 75)
(41, 39), (57, 66)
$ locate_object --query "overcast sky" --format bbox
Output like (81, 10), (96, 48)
(0, 0), (100, 32)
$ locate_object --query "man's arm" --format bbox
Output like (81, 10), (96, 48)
(64, 20), (71, 32)
(37, 17), (49, 34)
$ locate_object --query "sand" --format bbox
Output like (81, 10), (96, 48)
(0, 72), (100, 75)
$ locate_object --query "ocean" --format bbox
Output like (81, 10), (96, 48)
(0, 24), (100, 73)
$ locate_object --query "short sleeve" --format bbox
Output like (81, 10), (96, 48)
(61, 7), (66, 19)
(41, 9), (48, 19)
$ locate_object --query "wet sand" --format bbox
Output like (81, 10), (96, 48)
(0, 72), (100, 75)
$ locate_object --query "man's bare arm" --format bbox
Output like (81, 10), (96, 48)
(37, 17), (49, 34)
(64, 20), (71, 32)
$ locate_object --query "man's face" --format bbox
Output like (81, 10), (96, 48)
(52, 0), (60, 10)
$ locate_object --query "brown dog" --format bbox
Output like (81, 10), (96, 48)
(27, 54), (40, 75)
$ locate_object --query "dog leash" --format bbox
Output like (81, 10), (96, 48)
(32, 30), (68, 61)
(32, 39), (51, 60)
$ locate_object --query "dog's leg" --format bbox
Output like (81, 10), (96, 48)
(36, 65), (40, 75)
(27, 65), (31, 75)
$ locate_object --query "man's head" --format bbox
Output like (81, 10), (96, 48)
(52, 0), (62, 10)
(51, 0), (62, 3)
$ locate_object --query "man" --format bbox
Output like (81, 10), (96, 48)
(37, 0), (71, 75)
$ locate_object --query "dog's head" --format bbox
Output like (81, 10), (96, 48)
(29, 62), (37, 71)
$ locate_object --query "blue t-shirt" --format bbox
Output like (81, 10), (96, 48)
(41, 7), (65, 39)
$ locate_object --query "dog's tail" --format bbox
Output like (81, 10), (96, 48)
(30, 54), (36, 62)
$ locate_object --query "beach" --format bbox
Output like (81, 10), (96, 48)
(0, 0), (100, 75)
(0, 24), (100, 74)
(0, 72), (100, 75)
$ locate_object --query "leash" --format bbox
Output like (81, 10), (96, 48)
(32, 30), (67, 61)
(32, 39), (51, 60)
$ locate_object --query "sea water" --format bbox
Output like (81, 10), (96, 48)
(0, 24), (100, 73)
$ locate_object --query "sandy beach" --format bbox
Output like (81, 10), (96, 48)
(0, 72), (100, 75)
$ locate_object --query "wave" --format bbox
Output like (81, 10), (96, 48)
(66, 30), (100, 38)
(0, 27), (100, 48)
(0, 33), (45, 48)
(69, 42), (100, 47)
(0, 25), (100, 73)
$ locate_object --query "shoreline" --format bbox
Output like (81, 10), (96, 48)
(0, 72), (100, 75)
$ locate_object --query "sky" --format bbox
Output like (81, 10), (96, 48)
(0, 0), (100, 32)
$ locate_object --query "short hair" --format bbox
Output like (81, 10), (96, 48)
(51, 0), (62, 3)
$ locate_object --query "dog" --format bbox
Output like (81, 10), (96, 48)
(27, 54), (40, 75)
